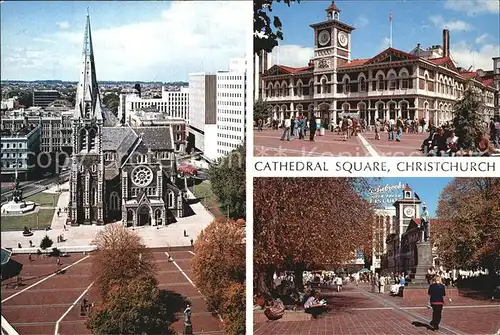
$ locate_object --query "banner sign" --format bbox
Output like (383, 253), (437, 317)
(368, 182), (406, 208)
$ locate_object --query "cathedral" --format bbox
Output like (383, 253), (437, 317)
(67, 13), (187, 226)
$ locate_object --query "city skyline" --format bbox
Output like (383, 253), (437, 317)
(0, 1), (249, 81)
(268, 0), (499, 71)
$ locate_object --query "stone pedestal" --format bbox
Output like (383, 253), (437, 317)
(411, 241), (433, 286)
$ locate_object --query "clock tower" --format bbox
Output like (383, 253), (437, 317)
(393, 184), (421, 240)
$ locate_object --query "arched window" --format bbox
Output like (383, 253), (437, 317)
(275, 83), (281, 97)
(79, 128), (87, 151)
(168, 191), (174, 207)
(110, 191), (120, 211)
(377, 74), (385, 91)
(359, 76), (366, 92)
(400, 71), (409, 89)
(267, 83), (273, 98)
(296, 81), (303, 97)
(424, 74), (429, 91)
(321, 77), (329, 94)
(388, 73), (397, 90)
(88, 128), (96, 151)
(282, 82), (288, 96)
(343, 77), (350, 93)
(127, 209), (134, 222)
(342, 103), (349, 114)
(400, 102), (409, 118)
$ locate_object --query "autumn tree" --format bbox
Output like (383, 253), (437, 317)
(254, 98), (272, 122)
(254, 178), (375, 293)
(254, 0), (299, 55)
(192, 217), (245, 334)
(433, 178), (500, 273)
(452, 87), (485, 151)
(91, 223), (156, 297)
(209, 144), (246, 220)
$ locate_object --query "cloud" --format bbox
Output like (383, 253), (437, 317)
(451, 41), (497, 70)
(1, 1), (249, 81)
(33, 37), (54, 44)
(475, 33), (489, 44)
(429, 15), (473, 31)
(380, 37), (391, 50)
(355, 14), (369, 28)
(56, 21), (71, 30)
(444, 0), (500, 15)
(269, 44), (313, 67)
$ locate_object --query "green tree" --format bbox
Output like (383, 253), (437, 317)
(254, 98), (272, 121)
(254, 0), (299, 55)
(102, 93), (120, 116)
(452, 87), (485, 151)
(40, 235), (53, 250)
(17, 91), (33, 108)
(209, 144), (246, 220)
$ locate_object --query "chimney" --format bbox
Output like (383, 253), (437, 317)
(443, 29), (450, 58)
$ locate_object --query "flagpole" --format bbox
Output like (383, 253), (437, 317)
(389, 11), (393, 48)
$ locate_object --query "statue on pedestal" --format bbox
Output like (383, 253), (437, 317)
(183, 305), (193, 334)
(11, 170), (23, 203)
(420, 203), (430, 243)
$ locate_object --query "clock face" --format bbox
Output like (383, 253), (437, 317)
(403, 206), (415, 218)
(338, 31), (348, 47)
(318, 30), (331, 46)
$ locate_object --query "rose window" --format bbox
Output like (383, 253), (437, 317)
(132, 166), (153, 187)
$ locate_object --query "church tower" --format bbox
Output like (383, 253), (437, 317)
(68, 11), (105, 225)
(393, 184), (422, 240)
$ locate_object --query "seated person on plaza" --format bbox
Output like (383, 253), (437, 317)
(264, 295), (285, 321)
(304, 291), (327, 319)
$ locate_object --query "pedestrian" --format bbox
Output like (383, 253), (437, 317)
(309, 115), (317, 142)
(29, 240), (33, 247)
(428, 275), (446, 330)
(190, 238), (194, 247)
(28, 254), (32, 261)
(379, 274), (386, 294)
(184, 229), (187, 237)
(18, 243), (22, 249)
(375, 119), (381, 140)
(57, 257), (61, 266)
(280, 118), (291, 141)
(398, 273), (406, 297)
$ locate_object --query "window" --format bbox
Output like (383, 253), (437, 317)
(296, 82), (303, 96)
(168, 191), (174, 207)
(359, 77), (366, 92)
(321, 78), (329, 94)
(401, 73), (409, 89)
(343, 78), (350, 93)
(377, 75), (385, 91)
(424, 74), (429, 91)
(388, 73), (397, 90)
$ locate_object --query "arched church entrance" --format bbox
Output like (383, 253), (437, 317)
(137, 206), (151, 226)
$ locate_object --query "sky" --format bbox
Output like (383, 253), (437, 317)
(373, 177), (454, 217)
(0, 1), (250, 81)
(268, 0), (499, 71)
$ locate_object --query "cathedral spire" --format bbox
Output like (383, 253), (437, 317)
(74, 10), (103, 121)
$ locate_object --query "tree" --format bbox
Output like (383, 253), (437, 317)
(209, 144), (246, 220)
(40, 235), (53, 250)
(254, 0), (299, 55)
(254, 178), (374, 293)
(86, 274), (178, 335)
(452, 87), (485, 151)
(91, 224), (156, 298)
(102, 93), (120, 116)
(433, 178), (500, 273)
(17, 91), (33, 108)
(254, 98), (272, 121)
(192, 217), (245, 334)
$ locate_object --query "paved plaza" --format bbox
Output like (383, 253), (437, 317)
(1, 248), (223, 334)
(254, 284), (500, 335)
(254, 128), (428, 157)
(1, 182), (215, 249)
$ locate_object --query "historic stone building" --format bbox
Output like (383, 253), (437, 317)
(67, 13), (186, 226)
(261, 1), (497, 127)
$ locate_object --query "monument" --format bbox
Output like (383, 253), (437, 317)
(1, 165), (35, 215)
(411, 203), (433, 286)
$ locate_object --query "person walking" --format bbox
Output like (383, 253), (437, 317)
(309, 115), (317, 142)
(375, 119), (381, 140)
(428, 276), (446, 330)
(281, 117), (291, 141)
(379, 274), (386, 294)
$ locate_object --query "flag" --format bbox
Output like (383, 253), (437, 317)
(414, 192), (421, 200)
(389, 12), (392, 22)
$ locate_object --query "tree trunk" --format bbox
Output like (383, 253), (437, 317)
(294, 263), (305, 291)
(255, 266), (275, 295)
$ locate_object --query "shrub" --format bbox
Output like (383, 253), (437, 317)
(40, 235), (53, 250)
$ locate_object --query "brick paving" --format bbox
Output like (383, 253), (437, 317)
(254, 283), (500, 335)
(254, 129), (427, 157)
(1, 248), (223, 335)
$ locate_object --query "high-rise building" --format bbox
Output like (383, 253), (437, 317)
(187, 73), (217, 158)
(32, 90), (60, 108)
(118, 86), (189, 122)
(216, 58), (247, 158)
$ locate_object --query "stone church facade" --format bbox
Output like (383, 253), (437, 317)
(67, 13), (186, 227)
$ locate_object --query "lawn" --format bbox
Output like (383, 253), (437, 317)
(25, 192), (60, 207)
(1, 208), (55, 231)
(192, 181), (223, 217)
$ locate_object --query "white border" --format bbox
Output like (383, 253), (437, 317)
(245, 1), (254, 333)
(253, 157), (499, 177)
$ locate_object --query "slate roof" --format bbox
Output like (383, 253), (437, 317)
(132, 126), (173, 150)
(102, 127), (137, 152)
